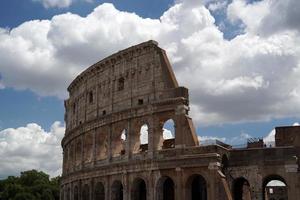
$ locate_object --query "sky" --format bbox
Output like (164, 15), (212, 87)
(0, 0), (300, 178)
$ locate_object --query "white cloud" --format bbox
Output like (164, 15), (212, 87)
(32, 0), (72, 8)
(139, 125), (174, 145)
(1, 0), (300, 126)
(198, 135), (226, 145)
(0, 122), (64, 178)
(293, 122), (300, 126)
(32, 0), (93, 8)
(207, 1), (229, 12)
(263, 129), (275, 147)
(163, 128), (174, 140)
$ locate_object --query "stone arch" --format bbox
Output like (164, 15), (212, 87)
(161, 118), (176, 149)
(131, 177), (147, 200)
(232, 177), (251, 200)
(75, 138), (82, 166)
(139, 123), (149, 152)
(112, 128), (127, 157)
(94, 182), (105, 200)
(262, 175), (287, 200)
(186, 174), (207, 200)
(131, 118), (150, 154)
(74, 185), (79, 200)
(95, 127), (108, 161)
(84, 131), (93, 163)
(111, 180), (123, 200)
(82, 184), (90, 200)
(156, 176), (175, 200)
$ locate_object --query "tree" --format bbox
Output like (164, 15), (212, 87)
(0, 170), (60, 200)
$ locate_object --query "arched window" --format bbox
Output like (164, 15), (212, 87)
(157, 176), (175, 200)
(186, 175), (207, 200)
(132, 178), (147, 200)
(112, 180), (123, 200)
(263, 175), (287, 200)
(74, 186), (79, 200)
(162, 119), (175, 149)
(139, 124), (149, 152)
(84, 132), (93, 163)
(121, 129), (127, 141)
(120, 129), (127, 155)
(95, 182), (105, 200)
(82, 184), (90, 200)
(233, 177), (251, 200)
(113, 129), (127, 157)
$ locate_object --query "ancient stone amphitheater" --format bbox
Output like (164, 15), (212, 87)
(61, 41), (300, 200)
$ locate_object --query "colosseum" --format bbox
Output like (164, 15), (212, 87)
(61, 40), (300, 200)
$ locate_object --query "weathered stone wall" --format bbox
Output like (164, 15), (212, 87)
(61, 40), (300, 200)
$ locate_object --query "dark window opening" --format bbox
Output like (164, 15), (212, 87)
(132, 178), (147, 200)
(112, 181), (123, 200)
(89, 91), (93, 104)
(191, 175), (207, 200)
(118, 77), (125, 91)
(163, 178), (174, 200)
(103, 110), (106, 115)
(74, 186), (79, 200)
(138, 99), (144, 105)
(233, 177), (251, 200)
(82, 184), (90, 200)
(95, 182), (105, 200)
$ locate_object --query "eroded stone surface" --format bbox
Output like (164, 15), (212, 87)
(60, 41), (300, 200)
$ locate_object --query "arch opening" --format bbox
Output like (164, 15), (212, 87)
(74, 186), (79, 200)
(82, 184), (90, 200)
(233, 177), (251, 200)
(139, 124), (149, 152)
(112, 129), (127, 157)
(263, 175), (287, 200)
(132, 178), (147, 200)
(112, 180), (123, 200)
(157, 176), (175, 200)
(187, 175), (207, 200)
(95, 182), (105, 200)
(161, 119), (175, 149)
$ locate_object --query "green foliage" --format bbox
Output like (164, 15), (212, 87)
(0, 170), (60, 200)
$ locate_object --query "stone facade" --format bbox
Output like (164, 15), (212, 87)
(61, 40), (300, 200)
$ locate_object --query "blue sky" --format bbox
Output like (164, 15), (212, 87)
(0, 0), (300, 177)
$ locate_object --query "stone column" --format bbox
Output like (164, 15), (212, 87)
(126, 119), (131, 160)
(175, 167), (183, 200)
(147, 116), (154, 159)
(107, 124), (112, 163)
(81, 135), (84, 170)
(92, 128), (97, 166)
(123, 172), (128, 200)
